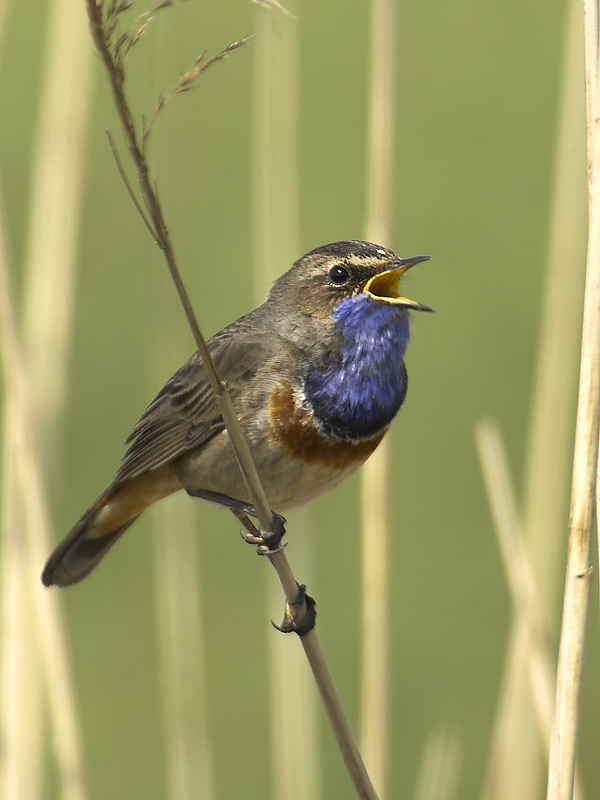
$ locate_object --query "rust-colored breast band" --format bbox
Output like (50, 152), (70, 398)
(269, 383), (385, 469)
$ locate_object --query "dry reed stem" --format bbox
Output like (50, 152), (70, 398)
(22, 0), (94, 437)
(0, 407), (44, 800)
(147, 25), (215, 800)
(412, 725), (461, 800)
(546, 1), (600, 796)
(86, 3), (378, 797)
(86, 0), (273, 529)
(0, 202), (88, 800)
(360, 0), (396, 793)
(479, 3), (586, 796)
(266, 538), (321, 800)
(359, 444), (390, 795)
(522, 0), (586, 619)
(153, 495), (214, 800)
(0, 0), (12, 58)
(476, 422), (583, 800)
(251, 5), (320, 799)
(477, 430), (586, 800)
(477, 420), (549, 800)
(0, 0), (92, 795)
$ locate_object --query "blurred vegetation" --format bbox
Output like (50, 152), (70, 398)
(1, 0), (598, 798)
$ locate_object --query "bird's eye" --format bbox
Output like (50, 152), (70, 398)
(328, 265), (350, 285)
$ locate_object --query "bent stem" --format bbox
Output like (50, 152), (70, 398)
(86, 0), (273, 530)
(85, 2), (379, 797)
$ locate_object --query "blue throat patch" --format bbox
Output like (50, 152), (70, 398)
(304, 294), (411, 439)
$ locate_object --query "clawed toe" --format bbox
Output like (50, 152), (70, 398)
(236, 511), (287, 555)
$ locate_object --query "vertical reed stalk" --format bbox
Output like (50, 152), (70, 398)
(0, 206), (88, 800)
(252, 5), (320, 799)
(85, 4), (380, 797)
(0, 0), (92, 796)
(521, 0), (586, 618)
(360, 0), (395, 795)
(0, 403), (44, 800)
(0, 0), (12, 55)
(412, 726), (461, 800)
(546, 1), (600, 797)
(476, 422), (584, 800)
(480, 1), (586, 797)
(153, 494), (215, 800)
(22, 0), (93, 439)
(148, 17), (215, 798)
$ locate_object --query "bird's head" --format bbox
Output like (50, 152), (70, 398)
(269, 240), (433, 320)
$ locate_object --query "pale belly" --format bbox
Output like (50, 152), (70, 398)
(172, 425), (369, 512)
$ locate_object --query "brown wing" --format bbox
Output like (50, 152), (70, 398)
(115, 311), (269, 485)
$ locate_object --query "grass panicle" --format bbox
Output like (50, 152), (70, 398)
(143, 37), (252, 144)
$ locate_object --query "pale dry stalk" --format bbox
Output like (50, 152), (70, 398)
(85, 3), (379, 797)
(546, 1), (600, 797)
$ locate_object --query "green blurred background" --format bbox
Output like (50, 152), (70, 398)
(1, 0), (599, 798)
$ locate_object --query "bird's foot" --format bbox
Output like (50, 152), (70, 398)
(185, 488), (287, 554)
(272, 583), (317, 636)
(236, 511), (287, 556)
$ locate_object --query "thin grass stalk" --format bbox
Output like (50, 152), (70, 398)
(87, 0), (275, 532)
(251, 5), (320, 799)
(475, 422), (551, 732)
(483, 623), (547, 800)
(86, 4), (379, 797)
(0, 0), (92, 789)
(0, 5), (92, 786)
(266, 532), (320, 800)
(477, 424), (545, 800)
(0, 0), (12, 58)
(359, 445), (390, 790)
(20, 1), (92, 794)
(22, 0), (93, 440)
(0, 409), (44, 800)
(360, 0), (396, 794)
(476, 422), (584, 800)
(0, 198), (88, 800)
(251, 1), (300, 292)
(522, 0), (586, 618)
(147, 20), (215, 800)
(546, 1), (600, 796)
(412, 726), (461, 800)
(478, 2), (586, 795)
(153, 494), (214, 800)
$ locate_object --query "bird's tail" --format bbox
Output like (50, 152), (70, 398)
(42, 469), (180, 587)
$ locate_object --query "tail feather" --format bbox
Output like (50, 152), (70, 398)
(41, 482), (136, 587)
(41, 510), (138, 587)
(42, 467), (181, 587)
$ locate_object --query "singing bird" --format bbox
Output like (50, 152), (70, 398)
(42, 240), (432, 587)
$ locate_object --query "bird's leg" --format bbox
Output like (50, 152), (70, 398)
(185, 488), (256, 515)
(185, 488), (287, 554)
(187, 490), (314, 633)
(234, 514), (316, 634)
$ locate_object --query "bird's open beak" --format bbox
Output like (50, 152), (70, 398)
(363, 255), (433, 311)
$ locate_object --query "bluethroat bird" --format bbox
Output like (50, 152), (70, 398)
(42, 240), (432, 587)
